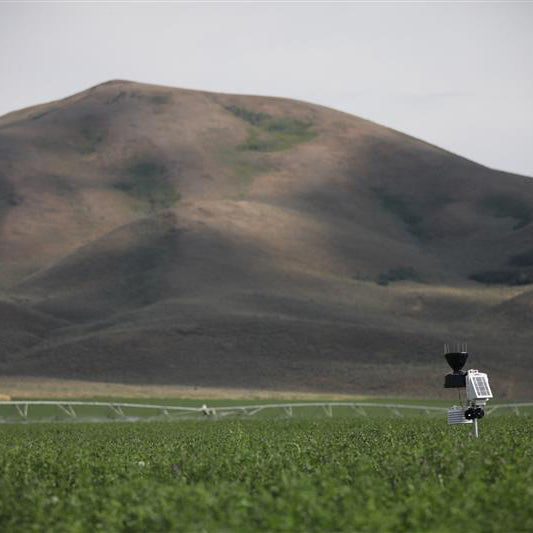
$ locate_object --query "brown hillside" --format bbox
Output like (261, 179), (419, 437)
(1, 80), (532, 398)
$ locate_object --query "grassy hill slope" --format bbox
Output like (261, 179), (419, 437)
(1, 80), (532, 397)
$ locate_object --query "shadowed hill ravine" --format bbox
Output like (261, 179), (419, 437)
(0, 80), (532, 398)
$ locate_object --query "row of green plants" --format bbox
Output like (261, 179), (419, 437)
(0, 416), (531, 531)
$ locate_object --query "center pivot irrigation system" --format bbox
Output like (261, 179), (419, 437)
(0, 401), (449, 423)
(0, 399), (530, 424)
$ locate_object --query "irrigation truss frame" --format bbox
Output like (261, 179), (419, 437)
(0, 401), (531, 423)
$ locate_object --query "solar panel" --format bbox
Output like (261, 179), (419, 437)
(471, 374), (492, 398)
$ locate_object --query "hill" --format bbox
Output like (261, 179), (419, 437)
(1, 80), (532, 398)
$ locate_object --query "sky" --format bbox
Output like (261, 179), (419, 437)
(1, 1), (532, 177)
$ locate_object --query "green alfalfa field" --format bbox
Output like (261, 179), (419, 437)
(0, 412), (532, 532)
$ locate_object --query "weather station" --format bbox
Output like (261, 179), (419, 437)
(444, 344), (493, 438)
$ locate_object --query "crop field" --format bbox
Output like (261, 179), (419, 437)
(0, 413), (532, 532)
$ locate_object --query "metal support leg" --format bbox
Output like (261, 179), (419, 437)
(109, 404), (124, 417)
(15, 404), (28, 419)
(284, 406), (293, 417)
(322, 405), (333, 417)
(58, 404), (77, 417)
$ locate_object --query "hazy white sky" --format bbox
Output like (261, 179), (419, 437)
(1, 1), (532, 176)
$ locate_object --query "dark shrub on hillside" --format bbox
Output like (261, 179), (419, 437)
(509, 249), (533, 267)
(479, 194), (532, 230)
(377, 267), (421, 286)
(225, 105), (271, 126)
(226, 105), (316, 152)
(469, 270), (533, 286)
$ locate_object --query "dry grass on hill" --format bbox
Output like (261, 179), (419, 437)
(0, 81), (532, 398)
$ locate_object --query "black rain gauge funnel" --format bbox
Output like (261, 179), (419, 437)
(445, 352), (468, 373)
(443, 343), (468, 389)
(442, 343), (493, 438)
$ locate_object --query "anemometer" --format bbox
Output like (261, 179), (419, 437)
(444, 344), (493, 437)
